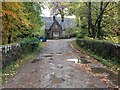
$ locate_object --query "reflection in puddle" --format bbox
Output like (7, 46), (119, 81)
(67, 59), (80, 63)
(67, 58), (91, 64)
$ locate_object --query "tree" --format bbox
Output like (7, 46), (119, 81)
(2, 2), (25, 44)
(68, 2), (119, 43)
(49, 2), (69, 22)
(2, 2), (43, 44)
(87, 2), (92, 35)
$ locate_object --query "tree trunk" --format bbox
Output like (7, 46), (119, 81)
(97, 2), (103, 39)
(88, 2), (92, 35)
(61, 14), (64, 22)
(91, 24), (96, 39)
(8, 35), (11, 44)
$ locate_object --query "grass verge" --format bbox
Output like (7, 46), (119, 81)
(71, 40), (120, 72)
(1, 42), (45, 84)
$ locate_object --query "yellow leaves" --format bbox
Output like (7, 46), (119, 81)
(21, 18), (34, 29)
(2, 2), (23, 10)
(2, 2), (24, 20)
(15, 64), (19, 68)
(4, 73), (9, 76)
(2, 2), (30, 30)
(2, 10), (18, 20)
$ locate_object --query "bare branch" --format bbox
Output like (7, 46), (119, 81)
(94, 2), (109, 26)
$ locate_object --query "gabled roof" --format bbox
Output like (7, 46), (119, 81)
(60, 22), (65, 30)
(45, 21), (54, 29)
(50, 19), (63, 30)
(42, 17), (76, 30)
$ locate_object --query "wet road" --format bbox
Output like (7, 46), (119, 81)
(3, 39), (110, 88)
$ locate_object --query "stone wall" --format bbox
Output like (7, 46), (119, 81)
(0, 38), (40, 68)
(0, 44), (21, 68)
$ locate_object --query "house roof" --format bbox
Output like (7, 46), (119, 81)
(42, 17), (76, 30)
(45, 21), (54, 29)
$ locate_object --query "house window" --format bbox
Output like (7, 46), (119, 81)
(55, 25), (57, 29)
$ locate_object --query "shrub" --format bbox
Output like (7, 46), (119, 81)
(76, 38), (120, 62)
(20, 38), (40, 54)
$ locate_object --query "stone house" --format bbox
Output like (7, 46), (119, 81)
(42, 16), (76, 39)
(44, 16), (65, 39)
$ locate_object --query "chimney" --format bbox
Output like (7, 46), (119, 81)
(53, 16), (55, 21)
(61, 16), (64, 22)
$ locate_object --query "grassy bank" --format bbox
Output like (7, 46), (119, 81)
(71, 40), (120, 71)
(1, 42), (45, 84)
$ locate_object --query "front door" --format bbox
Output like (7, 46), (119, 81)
(52, 31), (60, 39)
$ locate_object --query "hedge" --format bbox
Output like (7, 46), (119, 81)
(76, 38), (120, 62)
(20, 38), (40, 54)
(1, 38), (40, 68)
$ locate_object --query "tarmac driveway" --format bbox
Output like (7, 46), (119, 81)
(3, 39), (111, 88)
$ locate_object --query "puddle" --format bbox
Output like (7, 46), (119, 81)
(50, 73), (65, 83)
(80, 58), (91, 64)
(67, 57), (91, 64)
(48, 57), (54, 63)
(67, 59), (81, 63)
(31, 58), (43, 63)
(80, 56), (86, 58)
(44, 49), (47, 51)
(49, 57), (54, 60)
(57, 64), (63, 68)
(68, 74), (74, 77)
(41, 54), (53, 57)
(48, 60), (53, 63)
(56, 52), (62, 55)
(91, 67), (118, 86)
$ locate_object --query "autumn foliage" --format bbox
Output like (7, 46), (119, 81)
(2, 2), (43, 44)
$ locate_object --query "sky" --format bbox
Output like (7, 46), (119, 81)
(41, 3), (76, 18)
(41, 4), (51, 17)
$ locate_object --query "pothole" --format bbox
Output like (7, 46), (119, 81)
(31, 57), (44, 63)
(68, 74), (74, 77)
(80, 58), (91, 64)
(57, 64), (63, 68)
(56, 51), (63, 55)
(49, 57), (54, 60)
(50, 73), (65, 84)
(41, 54), (53, 57)
(80, 56), (86, 58)
(48, 60), (53, 63)
(44, 49), (47, 51)
(48, 57), (54, 63)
